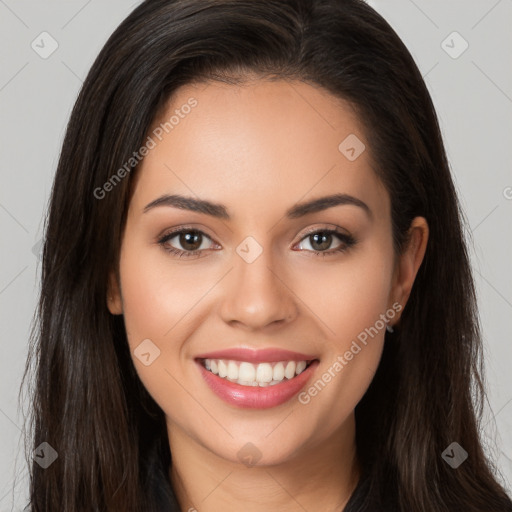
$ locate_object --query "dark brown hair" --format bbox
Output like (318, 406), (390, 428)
(20, 0), (512, 510)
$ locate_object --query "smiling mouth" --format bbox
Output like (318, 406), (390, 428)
(197, 358), (318, 387)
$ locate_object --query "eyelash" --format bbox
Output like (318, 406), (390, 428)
(157, 226), (357, 259)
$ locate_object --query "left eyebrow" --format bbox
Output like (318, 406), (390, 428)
(286, 193), (372, 219)
(143, 193), (372, 220)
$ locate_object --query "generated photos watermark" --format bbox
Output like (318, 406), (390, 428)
(93, 97), (198, 200)
(298, 301), (402, 405)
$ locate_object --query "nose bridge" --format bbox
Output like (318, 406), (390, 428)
(219, 236), (298, 329)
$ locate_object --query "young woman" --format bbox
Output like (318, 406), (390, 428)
(21, 0), (512, 510)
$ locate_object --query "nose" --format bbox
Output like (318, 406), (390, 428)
(218, 245), (299, 331)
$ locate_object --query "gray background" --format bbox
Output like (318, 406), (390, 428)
(0, 0), (511, 509)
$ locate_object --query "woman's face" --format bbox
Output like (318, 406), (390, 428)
(108, 78), (427, 466)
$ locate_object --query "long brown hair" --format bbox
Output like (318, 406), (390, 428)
(20, 0), (512, 510)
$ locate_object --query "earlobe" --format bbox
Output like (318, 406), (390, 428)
(391, 216), (429, 315)
(107, 271), (123, 315)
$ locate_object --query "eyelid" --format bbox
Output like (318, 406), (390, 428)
(157, 224), (217, 241)
(294, 223), (352, 241)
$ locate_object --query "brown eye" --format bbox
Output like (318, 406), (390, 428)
(178, 231), (203, 251)
(158, 229), (216, 258)
(296, 229), (356, 256)
(308, 232), (335, 251)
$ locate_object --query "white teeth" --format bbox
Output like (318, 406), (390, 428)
(227, 361), (238, 380)
(256, 363), (273, 383)
(239, 362), (256, 382)
(201, 358), (314, 387)
(218, 359), (227, 378)
(284, 361), (296, 379)
(296, 360), (307, 374)
(272, 362), (285, 381)
(238, 380), (259, 387)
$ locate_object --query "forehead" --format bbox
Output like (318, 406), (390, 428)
(129, 79), (389, 221)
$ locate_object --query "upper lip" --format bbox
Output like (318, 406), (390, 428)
(194, 347), (318, 363)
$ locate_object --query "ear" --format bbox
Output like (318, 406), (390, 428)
(389, 216), (429, 318)
(107, 270), (123, 315)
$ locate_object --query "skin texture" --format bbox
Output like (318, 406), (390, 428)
(107, 79), (428, 512)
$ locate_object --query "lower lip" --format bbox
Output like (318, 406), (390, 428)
(196, 359), (320, 409)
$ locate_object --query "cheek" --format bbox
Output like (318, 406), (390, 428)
(292, 238), (395, 347)
(118, 237), (210, 345)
